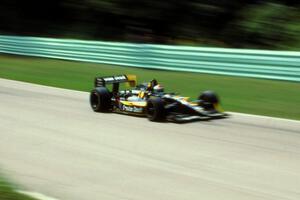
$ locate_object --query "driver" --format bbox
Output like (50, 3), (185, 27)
(147, 79), (164, 93)
(127, 79), (164, 101)
(147, 79), (158, 91)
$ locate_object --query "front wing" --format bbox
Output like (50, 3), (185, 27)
(166, 110), (228, 123)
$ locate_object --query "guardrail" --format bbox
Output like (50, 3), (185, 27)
(0, 35), (300, 82)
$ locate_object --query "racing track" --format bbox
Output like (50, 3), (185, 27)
(0, 78), (300, 200)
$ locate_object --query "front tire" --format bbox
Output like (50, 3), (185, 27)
(90, 87), (112, 112)
(146, 98), (165, 121)
(198, 91), (219, 110)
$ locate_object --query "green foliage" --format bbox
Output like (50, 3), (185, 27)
(234, 2), (300, 50)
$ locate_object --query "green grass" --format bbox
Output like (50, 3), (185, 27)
(0, 176), (37, 200)
(1, 54), (300, 120)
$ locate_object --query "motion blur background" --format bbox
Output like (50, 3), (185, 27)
(0, 0), (299, 50)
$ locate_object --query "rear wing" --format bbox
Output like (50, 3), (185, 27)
(94, 74), (137, 92)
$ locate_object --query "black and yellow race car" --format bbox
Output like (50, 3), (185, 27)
(90, 74), (227, 122)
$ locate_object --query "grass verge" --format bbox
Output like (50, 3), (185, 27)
(0, 54), (299, 120)
(0, 176), (37, 200)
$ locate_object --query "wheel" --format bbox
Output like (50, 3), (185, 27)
(146, 98), (165, 121)
(198, 91), (219, 110)
(90, 87), (112, 112)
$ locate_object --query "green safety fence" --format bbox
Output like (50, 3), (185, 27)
(0, 35), (300, 82)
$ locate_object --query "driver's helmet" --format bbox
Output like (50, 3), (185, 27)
(147, 79), (158, 91)
(153, 84), (164, 93)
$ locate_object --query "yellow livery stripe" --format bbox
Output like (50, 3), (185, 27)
(120, 101), (147, 107)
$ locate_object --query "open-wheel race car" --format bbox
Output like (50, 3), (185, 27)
(90, 74), (228, 122)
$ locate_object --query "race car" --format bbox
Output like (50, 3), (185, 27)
(90, 74), (227, 122)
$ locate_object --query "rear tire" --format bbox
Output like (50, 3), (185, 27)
(90, 87), (112, 112)
(146, 98), (165, 121)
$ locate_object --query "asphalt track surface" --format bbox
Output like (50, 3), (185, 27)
(0, 78), (300, 200)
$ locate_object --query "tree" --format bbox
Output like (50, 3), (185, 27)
(232, 2), (300, 49)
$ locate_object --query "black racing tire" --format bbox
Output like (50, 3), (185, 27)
(146, 98), (166, 121)
(198, 91), (219, 110)
(90, 87), (112, 112)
